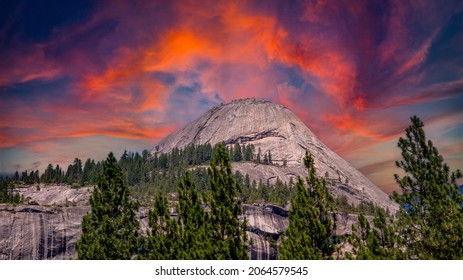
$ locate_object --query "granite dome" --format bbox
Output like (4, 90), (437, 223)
(152, 98), (396, 211)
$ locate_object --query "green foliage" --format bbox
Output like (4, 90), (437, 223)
(243, 144), (254, 161)
(175, 173), (212, 259)
(41, 164), (64, 184)
(20, 170), (40, 184)
(141, 193), (180, 259)
(142, 145), (248, 260)
(256, 147), (261, 164)
(76, 152), (140, 260)
(279, 152), (336, 260)
(334, 195), (378, 216)
(0, 180), (23, 204)
(205, 144), (249, 259)
(81, 158), (100, 186)
(65, 158), (83, 184)
(241, 177), (295, 207)
(233, 143), (242, 162)
(141, 172), (213, 260)
(347, 208), (403, 260)
(392, 116), (463, 259)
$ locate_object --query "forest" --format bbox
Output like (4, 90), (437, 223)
(0, 141), (377, 214)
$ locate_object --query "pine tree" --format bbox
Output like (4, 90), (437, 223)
(205, 144), (248, 259)
(77, 152), (140, 259)
(244, 144), (253, 161)
(55, 164), (63, 183)
(347, 208), (403, 260)
(142, 145), (248, 260)
(81, 158), (96, 186)
(43, 164), (54, 183)
(279, 152), (336, 259)
(176, 173), (210, 259)
(233, 143), (242, 162)
(244, 174), (251, 188)
(73, 158), (83, 182)
(141, 193), (180, 259)
(392, 116), (463, 259)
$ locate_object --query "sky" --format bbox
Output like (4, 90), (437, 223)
(0, 0), (462, 194)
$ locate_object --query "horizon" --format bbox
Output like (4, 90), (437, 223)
(1, 0), (462, 194)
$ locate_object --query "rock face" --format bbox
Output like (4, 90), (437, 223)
(152, 98), (396, 211)
(0, 185), (365, 260)
(243, 204), (288, 259)
(0, 205), (88, 260)
(14, 184), (92, 206)
(0, 185), (91, 260)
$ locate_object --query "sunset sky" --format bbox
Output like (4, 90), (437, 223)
(1, 0), (462, 193)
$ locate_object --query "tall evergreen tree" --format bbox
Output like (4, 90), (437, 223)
(77, 152), (140, 259)
(205, 144), (248, 259)
(263, 153), (269, 165)
(141, 193), (180, 259)
(279, 152), (336, 259)
(43, 164), (54, 183)
(55, 164), (63, 182)
(81, 158), (96, 186)
(73, 158), (83, 182)
(176, 172), (210, 259)
(243, 144), (253, 161)
(392, 116), (463, 259)
(256, 147), (261, 164)
(233, 143), (242, 162)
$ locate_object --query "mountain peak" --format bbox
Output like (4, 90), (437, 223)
(152, 98), (397, 211)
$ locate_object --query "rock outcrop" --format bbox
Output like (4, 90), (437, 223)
(152, 98), (397, 212)
(0, 185), (91, 260)
(0, 205), (88, 260)
(0, 185), (367, 260)
(13, 184), (92, 206)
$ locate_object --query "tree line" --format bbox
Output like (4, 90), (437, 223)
(1, 143), (280, 207)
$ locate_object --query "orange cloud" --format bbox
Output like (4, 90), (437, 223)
(323, 113), (404, 142)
